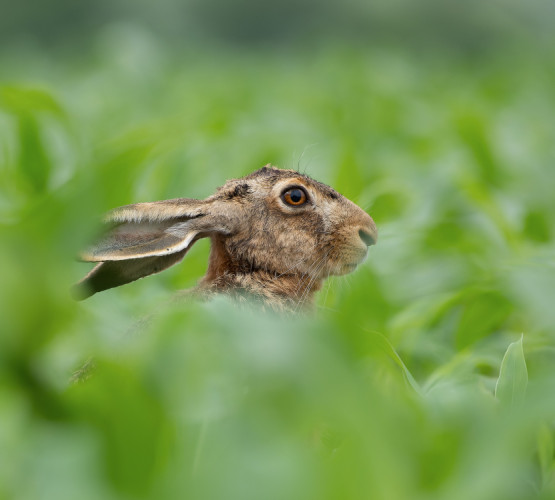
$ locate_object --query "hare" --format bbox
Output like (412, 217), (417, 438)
(74, 165), (377, 311)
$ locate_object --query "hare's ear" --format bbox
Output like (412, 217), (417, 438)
(74, 198), (233, 299)
(73, 251), (189, 300)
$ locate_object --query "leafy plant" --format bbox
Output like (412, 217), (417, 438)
(1, 37), (555, 500)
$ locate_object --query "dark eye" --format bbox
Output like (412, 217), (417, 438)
(282, 188), (307, 206)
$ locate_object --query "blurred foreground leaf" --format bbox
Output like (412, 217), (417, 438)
(368, 330), (421, 395)
(1, 40), (554, 500)
(537, 424), (555, 493)
(0, 85), (65, 117)
(17, 114), (52, 193)
(495, 335), (528, 407)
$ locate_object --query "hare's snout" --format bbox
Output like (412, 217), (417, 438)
(354, 210), (378, 248)
(358, 227), (377, 247)
(329, 211), (377, 276)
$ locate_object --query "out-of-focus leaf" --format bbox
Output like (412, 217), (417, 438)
(455, 289), (514, 349)
(495, 335), (528, 407)
(368, 330), (422, 395)
(17, 114), (52, 193)
(523, 210), (551, 243)
(537, 424), (555, 491)
(0, 85), (65, 118)
(66, 361), (174, 497)
(368, 189), (408, 223)
(0, 39), (554, 500)
(455, 110), (499, 186)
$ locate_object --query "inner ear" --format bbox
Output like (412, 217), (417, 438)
(80, 218), (200, 262)
(73, 249), (190, 300)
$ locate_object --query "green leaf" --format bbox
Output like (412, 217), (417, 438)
(368, 330), (422, 395)
(537, 424), (555, 490)
(495, 334), (528, 406)
(17, 114), (52, 193)
(0, 85), (65, 117)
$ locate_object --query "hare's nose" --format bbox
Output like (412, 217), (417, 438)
(359, 227), (377, 246)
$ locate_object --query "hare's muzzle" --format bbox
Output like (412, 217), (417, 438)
(358, 227), (377, 247)
(356, 210), (378, 247)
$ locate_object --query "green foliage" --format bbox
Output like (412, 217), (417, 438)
(495, 335), (528, 407)
(1, 38), (555, 500)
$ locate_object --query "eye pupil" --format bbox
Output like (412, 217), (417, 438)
(282, 188), (307, 206)
(290, 189), (302, 203)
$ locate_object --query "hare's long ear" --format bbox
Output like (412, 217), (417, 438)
(73, 251), (189, 300)
(73, 198), (233, 299)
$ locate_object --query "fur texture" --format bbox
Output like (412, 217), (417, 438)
(75, 165), (377, 311)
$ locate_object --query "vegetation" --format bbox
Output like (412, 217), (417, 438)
(1, 20), (555, 500)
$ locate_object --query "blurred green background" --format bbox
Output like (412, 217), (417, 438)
(1, 1), (555, 499)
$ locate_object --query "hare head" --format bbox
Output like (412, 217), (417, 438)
(75, 165), (377, 311)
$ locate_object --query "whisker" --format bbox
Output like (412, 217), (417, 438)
(294, 258), (321, 296)
(362, 202), (374, 211)
(295, 251), (330, 311)
(300, 257), (329, 309)
(322, 270), (332, 306)
(294, 256), (323, 301)
(297, 143), (319, 175)
(293, 247), (326, 288)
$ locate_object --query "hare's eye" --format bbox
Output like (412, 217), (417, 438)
(282, 188), (307, 206)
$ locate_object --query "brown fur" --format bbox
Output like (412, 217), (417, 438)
(74, 165), (377, 311)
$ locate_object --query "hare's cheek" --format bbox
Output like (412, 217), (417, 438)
(331, 260), (361, 276)
(318, 251), (342, 276)
(330, 245), (368, 275)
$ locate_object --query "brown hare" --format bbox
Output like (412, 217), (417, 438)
(75, 165), (377, 311)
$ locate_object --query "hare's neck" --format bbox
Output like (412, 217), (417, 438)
(200, 236), (323, 309)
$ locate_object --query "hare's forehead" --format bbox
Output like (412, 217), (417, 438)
(215, 173), (344, 203)
(250, 176), (341, 197)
